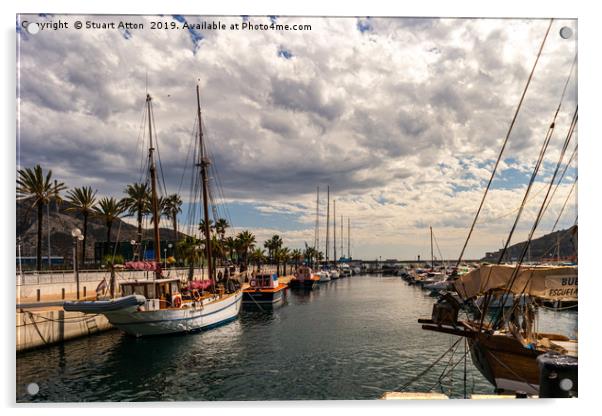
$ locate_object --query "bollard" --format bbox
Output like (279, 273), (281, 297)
(83, 286), (87, 298)
(537, 352), (578, 398)
(36, 289), (40, 302)
(61, 288), (65, 300)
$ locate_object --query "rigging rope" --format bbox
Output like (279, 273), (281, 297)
(491, 107), (577, 328)
(454, 19), (553, 269)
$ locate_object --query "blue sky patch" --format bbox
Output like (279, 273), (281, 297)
(277, 47), (293, 59)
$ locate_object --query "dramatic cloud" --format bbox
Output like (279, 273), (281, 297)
(17, 15), (578, 259)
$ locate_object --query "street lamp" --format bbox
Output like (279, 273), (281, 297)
(71, 228), (84, 300)
(130, 240), (139, 261)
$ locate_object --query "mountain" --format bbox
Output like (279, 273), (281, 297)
(16, 199), (190, 264)
(481, 226), (578, 262)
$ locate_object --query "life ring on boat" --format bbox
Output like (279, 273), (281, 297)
(192, 290), (202, 302)
(250, 279), (257, 288)
(172, 294), (182, 308)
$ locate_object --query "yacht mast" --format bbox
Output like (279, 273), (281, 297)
(430, 226), (434, 271)
(325, 185), (330, 262)
(315, 186), (319, 253)
(146, 94), (162, 280)
(333, 200), (337, 266)
(197, 85), (214, 281)
(340, 215), (343, 259)
(347, 217), (351, 259)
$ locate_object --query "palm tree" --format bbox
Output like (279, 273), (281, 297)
(214, 218), (230, 240)
(16, 165), (66, 270)
(249, 248), (267, 272)
(264, 234), (283, 263)
(163, 193), (182, 241)
(122, 183), (151, 257)
(151, 195), (166, 226)
(65, 186), (97, 267)
(276, 247), (291, 276)
(291, 248), (303, 271)
(224, 236), (238, 263)
(198, 218), (214, 240)
(177, 236), (203, 281)
(236, 230), (256, 269)
(93, 197), (126, 244)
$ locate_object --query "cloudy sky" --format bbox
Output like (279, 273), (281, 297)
(16, 15), (578, 260)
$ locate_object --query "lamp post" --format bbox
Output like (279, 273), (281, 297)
(71, 228), (84, 300)
(130, 240), (139, 261)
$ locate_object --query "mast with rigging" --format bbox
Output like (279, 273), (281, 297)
(196, 85), (214, 282)
(146, 94), (162, 280)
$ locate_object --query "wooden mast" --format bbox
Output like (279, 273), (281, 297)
(325, 185), (330, 262)
(347, 217), (351, 259)
(340, 215), (343, 259)
(333, 199), (337, 266)
(196, 85), (214, 282)
(315, 186), (319, 254)
(146, 94), (162, 279)
(430, 226), (434, 271)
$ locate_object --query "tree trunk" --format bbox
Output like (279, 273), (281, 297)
(82, 213), (88, 268)
(188, 262), (194, 281)
(36, 203), (43, 271)
(107, 220), (112, 244)
(172, 215), (178, 242)
(137, 207), (143, 259)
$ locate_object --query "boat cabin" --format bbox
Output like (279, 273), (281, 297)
(120, 278), (183, 308)
(250, 273), (278, 289)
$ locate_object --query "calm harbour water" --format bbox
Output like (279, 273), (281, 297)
(16, 275), (577, 402)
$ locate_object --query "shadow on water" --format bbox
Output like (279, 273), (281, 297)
(16, 275), (577, 402)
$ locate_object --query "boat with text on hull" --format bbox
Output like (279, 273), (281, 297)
(243, 272), (288, 307)
(419, 264), (578, 395)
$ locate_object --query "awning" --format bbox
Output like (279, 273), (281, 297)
(453, 264), (577, 301)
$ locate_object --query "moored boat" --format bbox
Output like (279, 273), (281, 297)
(243, 272), (288, 307)
(289, 265), (320, 290)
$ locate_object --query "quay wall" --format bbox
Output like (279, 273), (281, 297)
(17, 309), (113, 352)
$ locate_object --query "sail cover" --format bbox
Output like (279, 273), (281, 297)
(453, 264), (577, 301)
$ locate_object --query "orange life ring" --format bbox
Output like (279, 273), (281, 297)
(173, 295), (182, 308)
(192, 290), (201, 302)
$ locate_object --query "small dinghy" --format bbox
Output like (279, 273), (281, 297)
(63, 294), (145, 313)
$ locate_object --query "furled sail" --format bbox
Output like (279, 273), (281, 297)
(453, 264), (577, 301)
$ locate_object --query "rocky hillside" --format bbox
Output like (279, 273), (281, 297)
(482, 226), (577, 262)
(16, 200), (189, 264)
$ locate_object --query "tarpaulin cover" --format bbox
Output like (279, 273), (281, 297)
(187, 279), (215, 290)
(454, 264), (577, 301)
(124, 261), (160, 271)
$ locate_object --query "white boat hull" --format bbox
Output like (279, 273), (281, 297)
(103, 291), (242, 337)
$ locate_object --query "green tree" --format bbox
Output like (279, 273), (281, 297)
(93, 197), (126, 244)
(163, 193), (183, 241)
(236, 230), (256, 268)
(177, 236), (203, 281)
(122, 183), (151, 255)
(249, 248), (267, 272)
(65, 186), (97, 267)
(264, 234), (283, 262)
(198, 218), (214, 240)
(291, 248), (303, 270)
(16, 165), (66, 270)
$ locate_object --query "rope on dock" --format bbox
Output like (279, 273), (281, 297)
(22, 310), (102, 324)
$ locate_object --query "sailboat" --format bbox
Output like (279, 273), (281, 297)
(417, 34), (578, 395)
(419, 264), (577, 394)
(64, 87), (242, 336)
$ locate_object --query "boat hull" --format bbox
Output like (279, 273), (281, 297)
(289, 278), (319, 290)
(242, 286), (287, 306)
(101, 291), (242, 337)
(469, 333), (542, 395)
